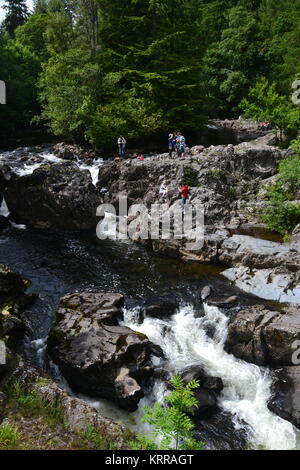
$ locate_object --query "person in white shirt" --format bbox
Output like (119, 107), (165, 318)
(117, 136), (126, 158)
(159, 180), (169, 200)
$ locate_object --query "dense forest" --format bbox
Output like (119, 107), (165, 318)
(0, 0), (300, 149)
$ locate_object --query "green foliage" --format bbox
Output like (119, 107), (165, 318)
(261, 150), (300, 236)
(184, 168), (198, 187)
(0, 31), (41, 134)
(2, 0), (29, 37)
(78, 425), (112, 450)
(261, 195), (300, 237)
(5, 380), (65, 427)
(1, 0), (300, 146)
(240, 77), (300, 138)
(140, 375), (204, 450)
(0, 423), (21, 449)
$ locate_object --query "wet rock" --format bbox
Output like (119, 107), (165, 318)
(0, 215), (10, 230)
(48, 291), (155, 411)
(268, 367), (300, 429)
(225, 305), (300, 367)
(0, 165), (14, 191)
(0, 264), (29, 298)
(195, 410), (248, 450)
(207, 296), (238, 308)
(263, 309), (300, 366)
(179, 364), (223, 417)
(114, 367), (143, 410)
(0, 265), (35, 347)
(202, 377), (224, 392)
(179, 364), (206, 384)
(53, 143), (98, 161)
(142, 295), (178, 319)
(4, 162), (101, 232)
(201, 286), (211, 301)
(225, 305), (277, 365)
(192, 388), (218, 418)
(55, 292), (125, 326)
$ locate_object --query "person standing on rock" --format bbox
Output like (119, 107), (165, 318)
(176, 132), (186, 158)
(168, 133), (176, 158)
(117, 136), (126, 158)
(178, 182), (189, 208)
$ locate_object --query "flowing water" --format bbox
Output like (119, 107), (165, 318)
(1, 146), (299, 450)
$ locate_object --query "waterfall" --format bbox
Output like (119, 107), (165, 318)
(0, 197), (10, 217)
(120, 304), (300, 450)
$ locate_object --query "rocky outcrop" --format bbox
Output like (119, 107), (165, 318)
(98, 138), (300, 303)
(220, 235), (300, 303)
(3, 162), (101, 231)
(48, 291), (158, 411)
(53, 142), (99, 163)
(1, 361), (129, 449)
(0, 264), (35, 348)
(225, 305), (300, 367)
(268, 367), (300, 429)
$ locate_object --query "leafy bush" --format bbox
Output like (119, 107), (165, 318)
(134, 375), (204, 451)
(184, 168), (198, 187)
(261, 146), (300, 236)
(262, 194), (300, 237)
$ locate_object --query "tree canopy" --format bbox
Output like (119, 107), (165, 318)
(0, 0), (299, 148)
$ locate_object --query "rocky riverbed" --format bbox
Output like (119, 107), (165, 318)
(0, 135), (299, 450)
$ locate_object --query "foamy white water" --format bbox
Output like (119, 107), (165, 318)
(76, 158), (103, 186)
(120, 304), (300, 450)
(0, 197), (10, 217)
(0, 149), (103, 185)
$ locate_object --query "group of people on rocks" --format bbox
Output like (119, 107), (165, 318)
(117, 131), (187, 159)
(117, 134), (190, 208)
(168, 132), (186, 158)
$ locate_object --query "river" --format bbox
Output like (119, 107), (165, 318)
(0, 145), (299, 450)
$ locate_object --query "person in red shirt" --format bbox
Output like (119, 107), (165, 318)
(178, 182), (189, 208)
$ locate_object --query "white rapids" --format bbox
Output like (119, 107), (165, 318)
(121, 304), (300, 450)
(85, 303), (300, 450)
(0, 149), (103, 186)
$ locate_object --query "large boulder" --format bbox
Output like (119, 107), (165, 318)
(47, 291), (157, 411)
(142, 295), (179, 319)
(225, 305), (300, 367)
(268, 367), (300, 429)
(4, 162), (101, 231)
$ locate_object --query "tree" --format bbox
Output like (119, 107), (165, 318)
(3, 0), (29, 36)
(137, 375), (204, 450)
(202, 3), (265, 116)
(240, 77), (300, 139)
